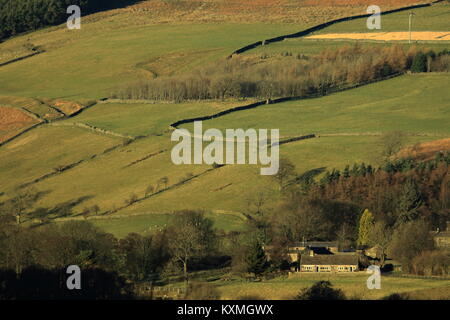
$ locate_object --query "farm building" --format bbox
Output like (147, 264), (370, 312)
(287, 241), (339, 262)
(433, 222), (450, 249)
(285, 241), (359, 273)
(299, 251), (359, 273)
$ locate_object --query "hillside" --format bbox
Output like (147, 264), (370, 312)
(0, 0), (448, 238)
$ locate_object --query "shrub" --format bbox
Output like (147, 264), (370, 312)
(296, 281), (346, 300)
(382, 293), (410, 300)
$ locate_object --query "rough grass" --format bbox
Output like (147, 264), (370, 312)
(127, 0), (431, 24)
(0, 96), (62, 120)
(0, 106), (39, 144)
(396, 137), (450, 161)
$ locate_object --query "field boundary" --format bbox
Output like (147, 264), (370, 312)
(49, 121), (136, 139)
(123, 149), (167, 168)
(104, 166), (222, 215)
(229, 0), (444, 56)
(0, 49), (45, 68)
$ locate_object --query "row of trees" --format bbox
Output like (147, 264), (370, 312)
(113, 45), (450, 101)
(0, 0), (140, 39)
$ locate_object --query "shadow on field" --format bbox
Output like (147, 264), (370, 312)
(30, 195), (94, 224)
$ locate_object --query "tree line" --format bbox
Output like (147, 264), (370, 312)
(113, 45), (450, 102)
(0, 0), (140, 40)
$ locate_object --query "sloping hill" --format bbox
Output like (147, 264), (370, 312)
(0, 0), (448, 237)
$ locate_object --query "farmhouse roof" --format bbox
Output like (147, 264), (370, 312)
(434, 231), (450, 237)
(300, 254), (358, 266)
(291, 241), (338, 248)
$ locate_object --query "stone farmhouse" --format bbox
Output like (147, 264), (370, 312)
(287, 241), (359, 273)
(433, 221), (450, 249)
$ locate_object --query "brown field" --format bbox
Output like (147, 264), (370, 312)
(306, 31), (450, 41)
(0, 106), (39, 144)
(52, 100), (83, 116)
(116, 0), (430, 24)
(0, 96), (63, 120)
(397, 138), (450, 161)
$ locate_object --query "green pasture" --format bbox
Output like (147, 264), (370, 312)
(1, 73), (447, 232)
(66, 100), (250, 136)
(0, 2), (448, 237)
(188, 74), (450, 137)
(0, 125), (121, 191)
(89, 211), (246, 239)
(0, 18), (310, 99)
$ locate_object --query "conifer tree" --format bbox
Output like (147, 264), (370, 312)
(357, 209), (375, 247)
(245, 240), (268, 277)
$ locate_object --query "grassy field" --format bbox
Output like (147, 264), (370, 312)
(214, 272), (450, 300)
(0, 1), (436, 100)
(188, 74), (450, 137)
(245, 2), (450, 56)
(0, 0), (448, 237)
(0, 125), (122, 191)
(0, 22), (310, 99)
(247, 38), (450, 58)
(0, 73), (446, 231)
(315, 1), (450, 34)
(87, 211), (247, 238)
(0, 106), (39, 144)
(65, 100), (253, 137)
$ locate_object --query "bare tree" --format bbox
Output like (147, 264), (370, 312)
(368, 221), (392, 268)
(273, 158), (296, 191)
(167, 211), (216, 286)
(6, 188), (38, 225)
(158, 176), (169, 190)
(380, 131), (407, 161)
(145, 185), (155, 196)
